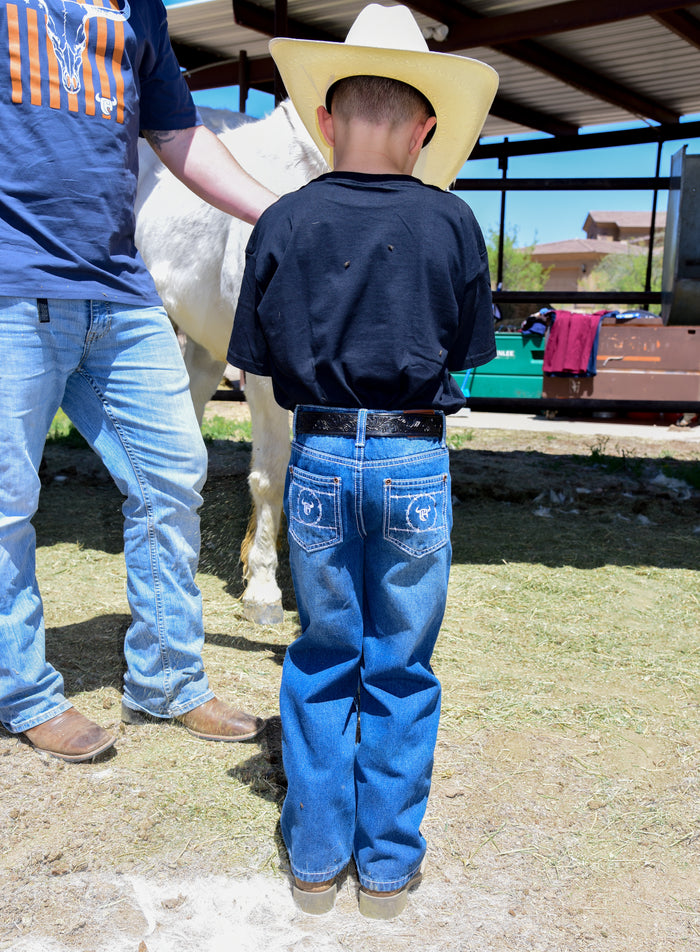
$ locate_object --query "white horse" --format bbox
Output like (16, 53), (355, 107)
(134, 101), (327, 624)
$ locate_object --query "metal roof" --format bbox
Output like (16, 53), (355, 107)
(165, 1), (700, 144)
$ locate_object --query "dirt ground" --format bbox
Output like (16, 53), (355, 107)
(1, 401), (699, 952)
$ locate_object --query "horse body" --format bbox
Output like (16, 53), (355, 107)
(135, 100), (327, 623)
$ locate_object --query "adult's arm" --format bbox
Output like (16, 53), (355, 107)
(143, 124), (277, 225)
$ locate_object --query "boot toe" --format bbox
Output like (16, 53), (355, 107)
(177, 697), (265, 742)
(23, 708), (116, 762)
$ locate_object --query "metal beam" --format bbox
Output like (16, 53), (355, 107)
(488, 40), (679, 126)
(232, 0), (335, 41)
(182, 54), (275, 93)
(439, 0), (700, 48)
(469, 119), (700, 162)
(454, 177), (671, 192)
(489, 95), (579, 137)
(238, 49), (249, 111)
(654, 9), (700, 49)
(171, 40), (228, 73)
(273, 0), (288, 103)
(491, 291), (662, 304)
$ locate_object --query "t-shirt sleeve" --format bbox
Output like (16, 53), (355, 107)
(227, 235), (273, 376)
(228, 202), (296, 376)
(137, 0), (201, 132)
(447, 212), (497, 371)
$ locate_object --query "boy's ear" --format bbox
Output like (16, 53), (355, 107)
(316, 104), (335, 148)
(409, 115), (437, 155)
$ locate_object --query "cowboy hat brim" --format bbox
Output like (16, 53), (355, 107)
(269, 37), (499, 189)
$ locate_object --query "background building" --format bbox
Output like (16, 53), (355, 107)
(529, 211), (666, 293)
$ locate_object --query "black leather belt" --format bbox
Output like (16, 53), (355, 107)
(295, 409), (443, 438)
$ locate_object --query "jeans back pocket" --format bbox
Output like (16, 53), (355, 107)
(383, 473), (450, 557)
(288, 466), (342, 553)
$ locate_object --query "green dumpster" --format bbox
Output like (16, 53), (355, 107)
(453, 332), (545, 399)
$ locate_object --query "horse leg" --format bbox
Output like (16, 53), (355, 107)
(180, 332), (227, 425)
(241, 373), (290, 625)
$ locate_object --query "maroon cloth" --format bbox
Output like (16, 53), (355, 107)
(543, 310), (602, 375)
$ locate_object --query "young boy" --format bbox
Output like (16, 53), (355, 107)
(228, 3), (498, 919)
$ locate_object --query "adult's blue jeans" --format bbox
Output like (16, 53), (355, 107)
(280, 406), (452, 893)
(0, 297), (214, 734)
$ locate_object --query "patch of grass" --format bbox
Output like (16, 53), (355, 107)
(660, 457), (700, 489)
(579, 435), (700, 488)
(447, 428), (475, 449)
(46, 409), (89, 448)
(582, 436), (646, 477)
(201, 413), (252, 443)
(47, 409), (254, 448)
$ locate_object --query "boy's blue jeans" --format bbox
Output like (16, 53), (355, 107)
(0, 297), (214, 733)
(280, 406), (452, 893)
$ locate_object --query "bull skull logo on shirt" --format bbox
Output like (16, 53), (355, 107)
(95, 92), (117, 115)
(24, 0), (130, 94)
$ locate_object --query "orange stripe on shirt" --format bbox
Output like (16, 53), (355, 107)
(94, 15), (111, 118)
(7, 4), (23, 104)
(46, 26), (61, 108)
(26, 8), (42, 106)
(82, 21), (96, 115)
(112, 20), (125, 124)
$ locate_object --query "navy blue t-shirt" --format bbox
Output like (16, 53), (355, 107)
(228, 171), (496, 414)
(0, 0), (199, 304)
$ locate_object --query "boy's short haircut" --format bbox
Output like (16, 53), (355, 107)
(326, 75), (435, 128)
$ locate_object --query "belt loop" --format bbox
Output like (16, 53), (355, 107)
(292, 406), (300, 440)
(356, 408), (367, 448)
(37, 298), (50, 323)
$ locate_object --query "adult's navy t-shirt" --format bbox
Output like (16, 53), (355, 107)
(228, 171), (496, 414)
(0, 0), (198, 304)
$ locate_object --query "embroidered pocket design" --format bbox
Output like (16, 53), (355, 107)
(383, 474), (449, 557)
(288, 468), (342, 552)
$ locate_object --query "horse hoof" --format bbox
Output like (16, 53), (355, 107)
(243, 600), (285, 626)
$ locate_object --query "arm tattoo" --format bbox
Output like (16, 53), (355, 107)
(143, 129), (179, 152)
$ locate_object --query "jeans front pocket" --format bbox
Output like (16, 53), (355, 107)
(383, 473), (449, 557)
(288, 466), (342, 553)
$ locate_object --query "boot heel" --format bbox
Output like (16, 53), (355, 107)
(358, 887), (409, 920)
(358, 868), (422, 920)
(292, 880), (337, 915)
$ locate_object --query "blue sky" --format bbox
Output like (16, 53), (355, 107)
(191, 85), (700, 248)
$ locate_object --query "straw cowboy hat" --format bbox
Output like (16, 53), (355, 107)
(269, 3), (499, 189)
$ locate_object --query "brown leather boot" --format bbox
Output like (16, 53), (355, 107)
(177, 697), (265, 742)
(23, 708), (116, 762)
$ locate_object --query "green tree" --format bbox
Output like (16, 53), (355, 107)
(485, 226), (550, 291)
(583, 250), (662, 293)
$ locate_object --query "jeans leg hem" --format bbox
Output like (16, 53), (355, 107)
(357, 859), (425, 893)
(7, 699), (73, 735)
(122, 688), (214, 720)
(289, 860), (349, 884)
(168, 689), (216, 718)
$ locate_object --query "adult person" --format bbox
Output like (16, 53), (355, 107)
(228, 3), (498, 918)
(0, 0), (275, 762)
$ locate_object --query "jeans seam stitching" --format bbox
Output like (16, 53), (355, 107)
(80, 371), (174, 701)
